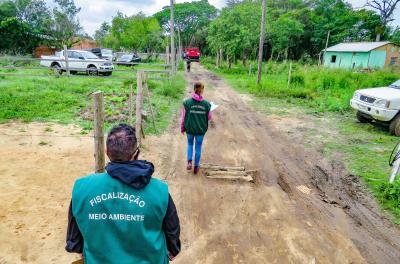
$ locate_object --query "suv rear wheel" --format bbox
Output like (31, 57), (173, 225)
(356, 111), (372, 123)
(389, 114), (400, 136)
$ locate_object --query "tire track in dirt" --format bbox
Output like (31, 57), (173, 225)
(145, 64), (388, 263)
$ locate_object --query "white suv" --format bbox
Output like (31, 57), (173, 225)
(350, 80), (400, 135)
(40, 50), (114, 76)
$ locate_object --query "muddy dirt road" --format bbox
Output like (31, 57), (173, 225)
(1, 63), (400, 263)
(155, 64), (400, 263)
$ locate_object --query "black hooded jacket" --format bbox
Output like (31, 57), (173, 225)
(66, 160), (181, 258)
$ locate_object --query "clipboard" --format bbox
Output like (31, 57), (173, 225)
(210, 102), (219, 111)
(71, 259), (84, 264)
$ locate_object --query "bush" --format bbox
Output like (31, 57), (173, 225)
(378, 181), (400, 207)
(291, 74), (305, 87)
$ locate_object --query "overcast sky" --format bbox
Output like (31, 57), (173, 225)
(51, 0), (400, 36)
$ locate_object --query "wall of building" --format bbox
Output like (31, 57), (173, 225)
(323, 51), (370, 69)
(33, 46), (57, 58)
(71, 39), (97, 50)
(373, 43), (400, 66)
(368, 50), (386, 68)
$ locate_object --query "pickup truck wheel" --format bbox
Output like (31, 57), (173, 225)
(87, 66), (98, 76)
(356, 111), (372, 123)
(389, 114), (400, 136)
(51, 64), (62, 76)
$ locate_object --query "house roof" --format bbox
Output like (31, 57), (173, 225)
(325, 41), (392, 52)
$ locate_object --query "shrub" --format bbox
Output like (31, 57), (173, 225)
(291, 74), (305, 87)
(378, 181), (400, 207)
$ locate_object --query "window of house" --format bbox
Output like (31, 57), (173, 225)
(390, 57), (398, 65)
(331, 55), (337, 63)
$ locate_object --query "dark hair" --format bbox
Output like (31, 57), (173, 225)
(194, 81), (204, 95)
(106, 124), (137, 162)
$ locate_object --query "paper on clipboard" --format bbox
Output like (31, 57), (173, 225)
(210, 102), (219, 111)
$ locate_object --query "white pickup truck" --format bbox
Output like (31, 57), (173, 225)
(350, 80), (400, 136)
(40, 49), (114, 76)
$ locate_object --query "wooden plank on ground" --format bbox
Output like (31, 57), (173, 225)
(206, 174), (254, 183)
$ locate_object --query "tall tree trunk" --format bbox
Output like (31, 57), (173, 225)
(170, 0), (176, 73)
(177, 29), (182, 62)
(257, 0), (267, 84)
(285, 46), (289, 61)
(376, 33), (381, 42)
(228, 57), (232, 69)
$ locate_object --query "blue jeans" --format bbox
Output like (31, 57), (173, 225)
(187, 134), (204, 167)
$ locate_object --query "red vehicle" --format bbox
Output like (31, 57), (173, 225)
(184, 47), (200, 62)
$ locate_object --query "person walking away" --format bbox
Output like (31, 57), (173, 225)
(66, 124), (181, 263)
(186, 59), (191, 72)
(180, 82), (212, 174)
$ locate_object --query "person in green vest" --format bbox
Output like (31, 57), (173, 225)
(180, 81), (212, 174)
(66, 124), (181, 264)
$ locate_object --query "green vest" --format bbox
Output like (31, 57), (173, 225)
(183, 98), (211, 135)
(72, 173), (169, 264)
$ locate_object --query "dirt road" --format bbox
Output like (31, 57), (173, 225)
(153, 63), (400, 263)
(1, 63), (400, 263)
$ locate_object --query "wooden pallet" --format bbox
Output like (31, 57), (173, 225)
(203, 164), (257, 183)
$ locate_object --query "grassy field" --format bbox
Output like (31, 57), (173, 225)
(203, 57), (400, 112)
(203, 58), (400, 223)
(0, 58), (185, 134)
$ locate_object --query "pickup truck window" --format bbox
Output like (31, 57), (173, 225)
(83, 52), (99, 59)
(74, 52), (84, 59)
(66, 51), (74, 58)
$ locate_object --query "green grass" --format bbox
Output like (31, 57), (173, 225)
(203, 58), (400, 223)
(202, 57), (400, 113)
(0, 60), (185, 134)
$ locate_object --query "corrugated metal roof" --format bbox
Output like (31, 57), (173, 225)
(325, 41), (392, 52)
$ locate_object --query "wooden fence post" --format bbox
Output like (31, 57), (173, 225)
(93, 91), (105, 173)
(136, 71), (144, 147)
(63, 45), (70, 76)
(129, 84), (133, 125)
(287, 62), (292, 88)
(166, 46), (170, 65)
(143, 73), (157, 131)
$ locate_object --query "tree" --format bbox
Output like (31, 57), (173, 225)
(51, 0), (82, 47)
(0, 17), (39, 54)
(208, 1), (261, 67)
(390, 26), (400, 45)
(154, 0), (217, 50)
(0, 1), (16, 21)
(310, 0), (380, 57)
(365, 0), (400, 41)
(270, 15), (304, 60)
(15, 0), (52, 33)
(257, 0), (266, 84)
(94, 22), (111, 46)
(96, 12), (163, 52)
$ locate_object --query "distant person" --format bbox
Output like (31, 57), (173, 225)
(186, 59), (191, 72)
(180, 82), (212, 174)
(66, 124), (181, 263)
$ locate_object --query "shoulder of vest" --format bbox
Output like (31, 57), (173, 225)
(150, 178), (168, 190)
(74, 173), (108, 188)
(202, 100), (211, 109)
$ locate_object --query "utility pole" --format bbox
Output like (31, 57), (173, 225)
(170, 0), (176, 74)
(321, 30), (330, 66)
(257, 0), (266, 85)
